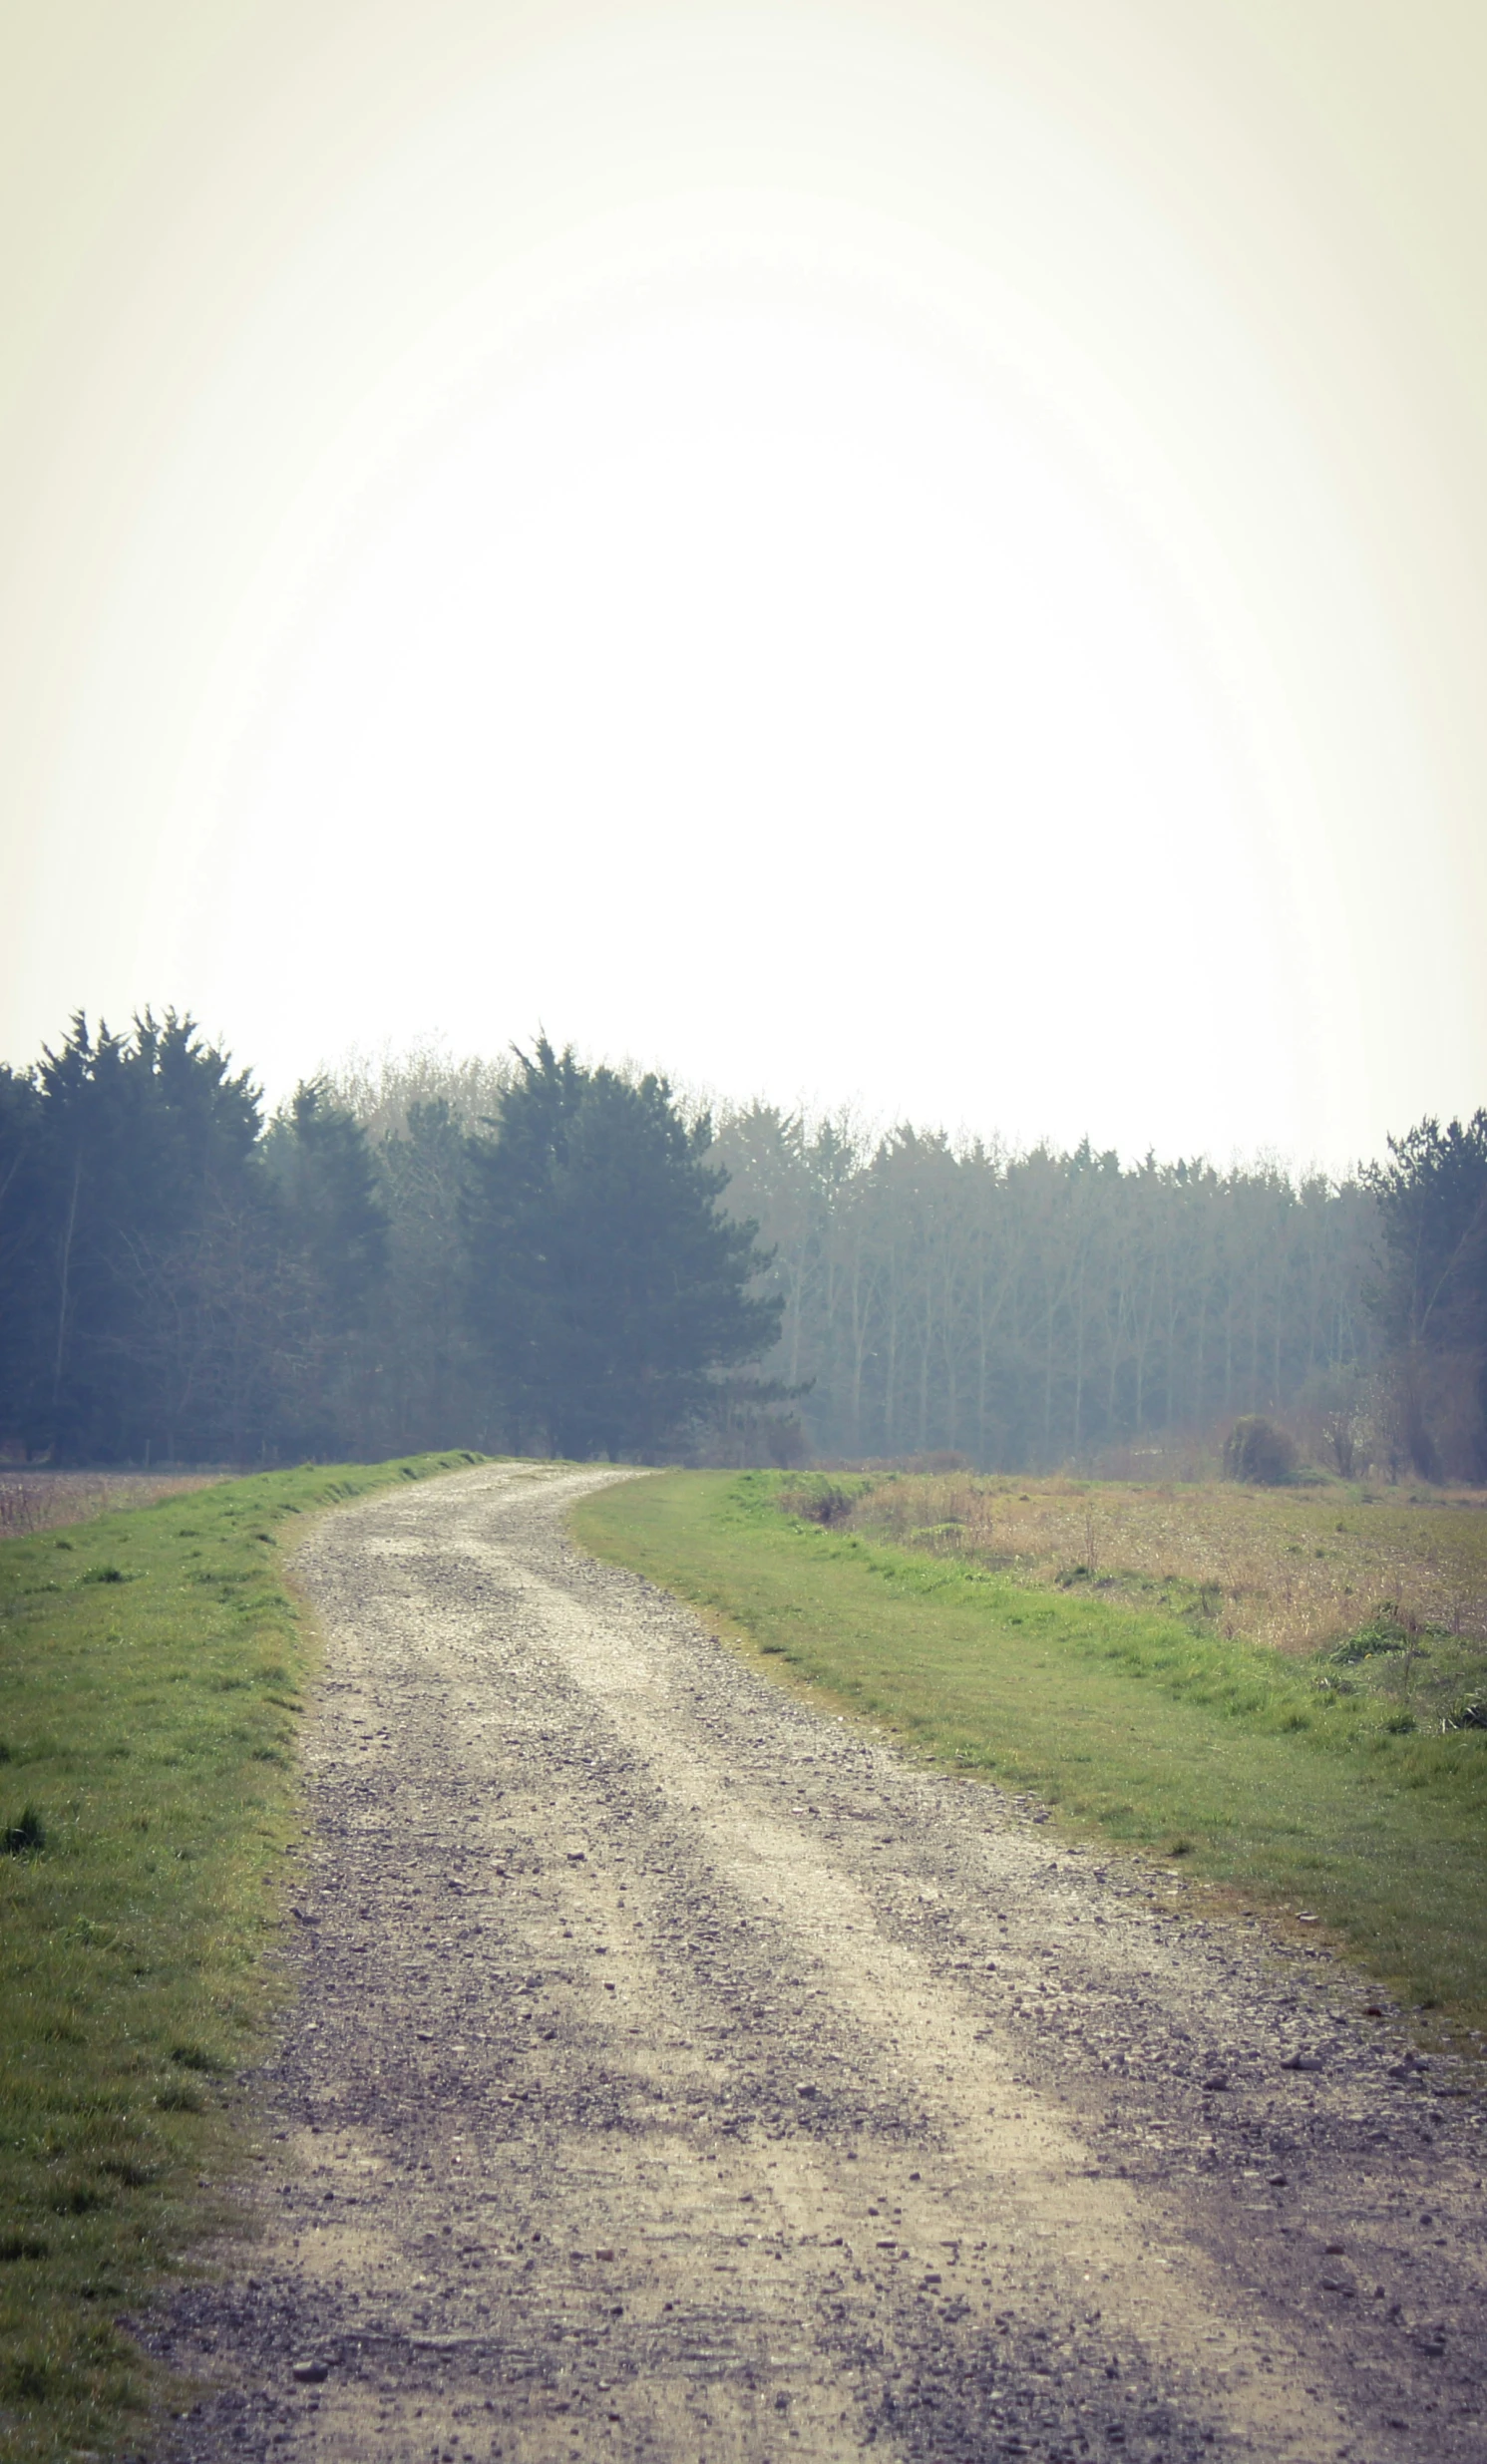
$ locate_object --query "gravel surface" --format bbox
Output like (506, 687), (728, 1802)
(153, 1463), (1486, 2464)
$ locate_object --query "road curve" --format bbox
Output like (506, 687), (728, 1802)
(159, 1463), (1484, 2464)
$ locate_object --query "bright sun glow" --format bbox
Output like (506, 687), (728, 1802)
(3, 4), (1481, 1163)
(194, 289), (1293, 1149)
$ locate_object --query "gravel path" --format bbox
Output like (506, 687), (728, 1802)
(158, 1463), (1485, 2464)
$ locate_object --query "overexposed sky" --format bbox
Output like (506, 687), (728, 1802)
(3, 1), (1485, 1166)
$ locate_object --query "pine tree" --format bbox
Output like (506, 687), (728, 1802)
(464, 1041), (781, 1458)
(261, 1082), (388, 1453)
(1365, 1111), (1487, 1478)
(20, 1012), (262, 1459)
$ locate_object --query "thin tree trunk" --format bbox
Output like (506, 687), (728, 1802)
(51, 1153), (83, 1416)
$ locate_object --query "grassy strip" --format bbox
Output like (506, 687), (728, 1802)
(0, 1449), (484, 2463)
(572, 1470), (1487, 2032)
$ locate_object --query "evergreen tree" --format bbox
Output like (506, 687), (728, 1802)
(368, 1099), (488, 1455)
(464, 1041), (781, 1458)
(261, 1082), (388, 1453)
(15, 1013), (262, 1459)
(0, 1066), (49, 1439)
(1364, 1111), (1487, 1478)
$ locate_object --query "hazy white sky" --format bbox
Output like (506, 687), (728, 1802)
(3, 1), (1485, 1166)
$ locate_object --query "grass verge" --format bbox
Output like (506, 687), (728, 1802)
(0, 1449), (484, 2464)
(572, 1470), (1487, 2035)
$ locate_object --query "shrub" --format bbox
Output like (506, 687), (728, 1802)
(1330, 1601), (1422, 1664)
(1222, 1415), (1299, 1486)
(778, 1477), (857, 1527)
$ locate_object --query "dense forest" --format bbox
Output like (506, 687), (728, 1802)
(1, 1012), (1483, 1479)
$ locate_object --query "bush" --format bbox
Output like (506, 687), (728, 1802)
(777, 1476), (860, 1527)
(1222, 1415), (1299, 1486)
(1330, 1602), (1421, 1664)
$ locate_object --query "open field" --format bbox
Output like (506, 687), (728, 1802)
(0, 1449), (483, 2464)
(0, 1472), (226, 1541)
(832, 1467), (1487, 1656)
(572, 1470), (1487, 2036)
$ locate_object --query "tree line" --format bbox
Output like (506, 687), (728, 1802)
(1, 1012), (1482, 1478)
(0, 1016), (775, 1467)
(707, 1107), (1487, 1479)
(708, 1111), (1378, 1468)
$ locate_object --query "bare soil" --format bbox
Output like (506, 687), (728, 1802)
(152, 1463), (1485, 2463)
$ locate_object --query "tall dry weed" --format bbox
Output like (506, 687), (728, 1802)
(0, 1472), (221, 1538)
(847, 1472), (1487, 1655)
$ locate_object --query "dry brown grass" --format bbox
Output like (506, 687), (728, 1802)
(852, 1472), (1487, 1656)
(0, 1468), (223, 1539)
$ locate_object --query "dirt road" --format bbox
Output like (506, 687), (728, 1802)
(159, 1463), (1484, 2463)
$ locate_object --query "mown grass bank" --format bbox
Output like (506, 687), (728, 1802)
(572, 1470), (1487, 2034)
(0, 1450), (483, 2464)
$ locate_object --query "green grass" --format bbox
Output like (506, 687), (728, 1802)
(0, 1449), (484, 2464)
(573, 1470), (1487, 2034)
